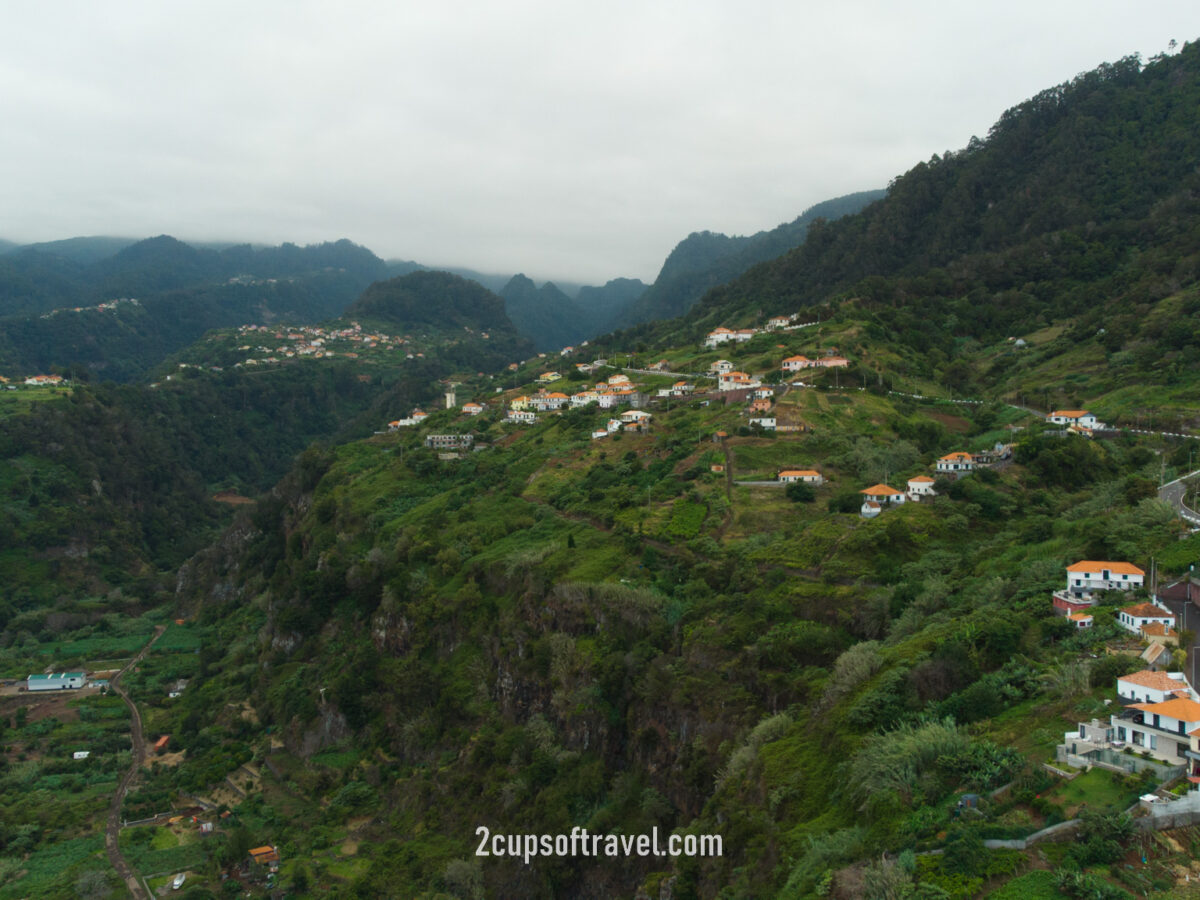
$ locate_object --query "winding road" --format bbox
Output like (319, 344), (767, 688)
(104, 625), (165, 900)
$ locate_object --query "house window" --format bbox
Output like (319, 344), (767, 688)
(1133, 731), (1144, 746)
(1180, 721), (1187, 735)
(1151, 735), (1158, 751)
(1117, 726), (1126, 741)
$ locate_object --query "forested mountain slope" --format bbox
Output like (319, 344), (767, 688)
(0, 237), (389, 380)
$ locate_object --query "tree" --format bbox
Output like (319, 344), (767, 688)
(786, 482), (816, 503)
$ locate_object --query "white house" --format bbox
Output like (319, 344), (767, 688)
(1112, 695), (1200, 765)
(1117, 670), (1195, 705)
(860, 484), (906, 505)
(531, 392), (569, 411)
(1068, 613), (1093, 629)
(749, 417), (777, 430)
(781, 355), (814, 372)
(1117, 602), (1176, 636)
(766, 316), (790, 329)
(506, 409), (537, 424)
(718, 372), (758, 391)
(1049, 409), (1099, 429)
(28, 672), (86, 691)
(936, 452), (974, 473)
(704, 328), (737, 348)
(907, 475), (936, 498)
(1065, 561), (1145, 598)
(753, 387), (775, 400)
(710, 359), (734, 374)
(733, 329), (756, 343)
(462, 402), (484, 416)
(860, 500), (882, 519)
(619, 409), (652, 425)
(779, 470), (823, 484)
(572, 391), (601, 408)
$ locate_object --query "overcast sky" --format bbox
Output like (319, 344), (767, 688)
(0, 2), (1196, 284)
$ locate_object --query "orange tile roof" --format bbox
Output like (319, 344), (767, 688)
(1067, 561), (1144, 575)
(1050, 409), (1089, 417)
(1131, 697), (1200, 722)
(1068, 613), (1093, 621)
(939, 452), (973, 461)
(779, 469), (819, 477)
(1141, 623), (1178, 638)
(1120, 671), (1188, 692)
(860, 484), (903, 496)
(908, 475), (935, 483)
(1122, 603), (1173, 619)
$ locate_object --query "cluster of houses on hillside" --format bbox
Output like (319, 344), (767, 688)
(857, 444), (1013, 517)
(233, 321), (425, 369)
(1052, 567), (1200, 777)
(17, 374), (66, 387)
(702, 313), (816, 348)
(38, 296), (140, 319)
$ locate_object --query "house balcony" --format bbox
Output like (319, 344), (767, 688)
(1115, 710), (1193, 741)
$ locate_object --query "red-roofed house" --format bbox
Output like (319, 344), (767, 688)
(906, 475), (936, 499)
(1112, 696), (1200, 764)
(1065, 561), (1145, 598)
(859, 484), (906, 505)
(1049, 409), (1099, 428)
(1118, 602), (1176, 636)
(1117, 670), (1195, 705)
(936, 452), (974, 473)
(778, 470), (823, 484)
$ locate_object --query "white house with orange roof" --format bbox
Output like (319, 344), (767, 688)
(1112, 695), (1200, 764)
(619, 409), (652, 425)
(709, 359), (734, 374)
(717, 371), (758, 391)
(1118, 602), (1176, 636)
(860, 484), (906, 506)
(778, 470), (823, 485)
(936, 452), (974, 473)
(781, 355), (814, 372)
(532, 392), (570, 412)
(1117, 670), (1195, 705)
(506, 409), (537, 424)
(734, 328), (756, 342)
(1049, 409), (1099, 429)
(571, 390), (600, 408)
(766, 316), (790, 329)
(704, 328), (736, 348)
(1066, 561), (1145, 598)
(860, 500), (882, 519)
(907, 475), (936, 499)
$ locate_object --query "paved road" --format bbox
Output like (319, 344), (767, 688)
(105, 626), (165, 900)
(1160, 469), (1200, 527)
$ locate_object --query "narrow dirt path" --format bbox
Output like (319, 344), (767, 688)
(105, 625), (166, 899)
